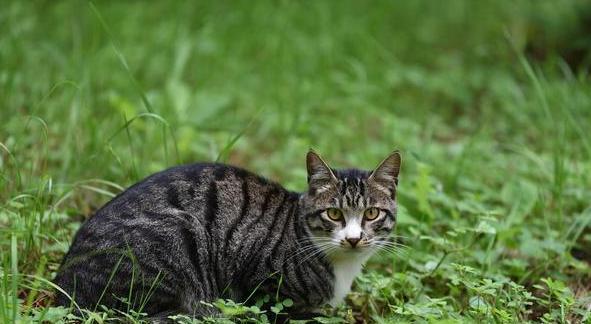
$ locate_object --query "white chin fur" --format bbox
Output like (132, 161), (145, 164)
(327, 249), (374, 307)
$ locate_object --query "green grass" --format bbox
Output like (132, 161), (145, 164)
(2, 0), (591, 322)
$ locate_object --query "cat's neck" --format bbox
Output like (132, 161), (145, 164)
(327, 250), (373, 306)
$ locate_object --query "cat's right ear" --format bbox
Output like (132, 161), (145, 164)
(306, 150), (337, 195)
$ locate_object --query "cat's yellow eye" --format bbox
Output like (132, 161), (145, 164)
(364, 207), (380, 220)
(326, 208), (343, 221)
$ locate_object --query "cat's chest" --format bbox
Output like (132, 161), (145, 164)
(328, 254), (371, 307)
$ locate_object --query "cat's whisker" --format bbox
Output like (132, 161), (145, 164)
(375, 241), (409, 250)
(298, 241), (341, 264)
(374, 239), (410, 249)
(374, 247), (405, 258)
(377, 243), (408, 250)
(389, 234), (411, 240)
(368, 239), (407, 250)
(379, 243), (408, 252)
(382, 243), (410, 252)
(285, 241), (336, 263)
(297, 246), (329, 265)
(372, 242), (410, 257)
(302, 248), (325, 262)
(288, 244), (322, 259)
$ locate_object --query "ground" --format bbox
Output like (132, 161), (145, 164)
(1, 1), (591, 323)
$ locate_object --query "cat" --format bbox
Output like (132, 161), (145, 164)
(53, 150), (401, 322)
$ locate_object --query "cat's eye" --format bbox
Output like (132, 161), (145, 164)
(326, 208), (343, 221)
(364, 207), (380, 220)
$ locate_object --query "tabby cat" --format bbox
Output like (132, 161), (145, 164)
(54, 150), (401, 321)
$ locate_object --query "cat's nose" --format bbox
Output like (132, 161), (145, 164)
(346, 237), (360, 248)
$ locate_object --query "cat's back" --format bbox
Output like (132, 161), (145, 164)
(98, 162), (267, 214)
(68, 162), (295, 250)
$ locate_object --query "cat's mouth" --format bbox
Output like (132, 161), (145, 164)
(339, 240), (372, 251)
(329, 243), (374, 258)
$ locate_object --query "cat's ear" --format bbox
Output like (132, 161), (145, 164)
(368, 151), (401, 197)
(306, 150), (338, 194)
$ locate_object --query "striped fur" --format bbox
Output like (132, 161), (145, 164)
(54, 151), (401, 321)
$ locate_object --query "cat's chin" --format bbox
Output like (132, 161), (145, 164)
(336, 246), (374, 255)
(329, 246), (375, 263)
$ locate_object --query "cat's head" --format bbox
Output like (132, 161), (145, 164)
(300, 150), (401, 255)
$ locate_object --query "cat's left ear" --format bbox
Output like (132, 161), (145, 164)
(368, 151), (401, 197)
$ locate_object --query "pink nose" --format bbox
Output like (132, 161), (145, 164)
(346, 237), (360, 248)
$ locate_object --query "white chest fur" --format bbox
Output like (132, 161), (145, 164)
(328, 253), (372, 306)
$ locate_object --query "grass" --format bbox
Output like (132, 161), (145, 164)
(1, 0), (591, 322)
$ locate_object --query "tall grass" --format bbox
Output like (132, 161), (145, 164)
(1, 0), (590, 322)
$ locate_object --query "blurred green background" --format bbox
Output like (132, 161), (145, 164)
(1, 1), (591, 322)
